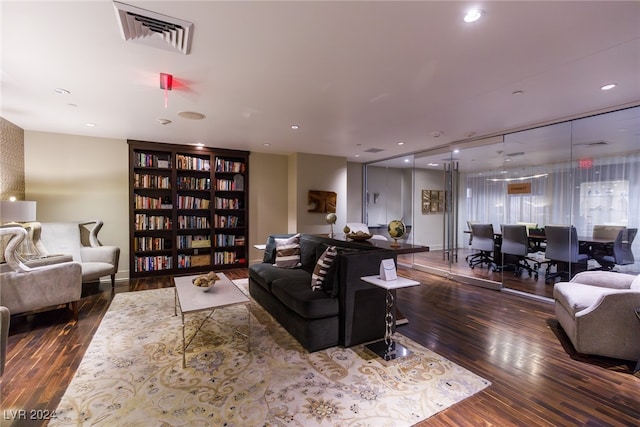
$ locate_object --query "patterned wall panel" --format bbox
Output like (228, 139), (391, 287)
(0, 117), (25, 200)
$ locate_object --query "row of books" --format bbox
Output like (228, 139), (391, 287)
(133, 236), (169, 251)
(214, 197), (242, 209)
(214, 234), (245, 247)
(214, 214), (241, 228)
(216, 178), (242, 191)
(133, 255), (172, 272)
(215, 158), (246, 173)
(134, 173), (171, 189)
(134, 214), (172, 230)
(177, 215), (210, 229)
(214, 251), (239, 265)
(177, 196), (210, 209)
(134, 195), (167, 209)
(177, 176), (211, 190)
(176, 155), (210, 171)
(176, 235), (210, 249)
(135, 152), (171, 168)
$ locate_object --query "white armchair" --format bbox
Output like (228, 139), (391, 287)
(0, 226), (82, 320)
(554, 271), (640, 361)
(32, 221), (120, 288)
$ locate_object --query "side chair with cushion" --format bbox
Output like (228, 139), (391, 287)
(500, 224), (539, 280)
(33, 221), (120, 288)
(544, 225), (589, 284)
(593, 228), (637, 271)
(468, 223), (496, 270)
(0, 226), (82, 320)
(554, 271), (640, 361)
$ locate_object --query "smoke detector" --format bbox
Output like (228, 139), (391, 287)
(113, 1), (193, 55)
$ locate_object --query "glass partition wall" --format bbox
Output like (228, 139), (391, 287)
(364, 106), (640, 299)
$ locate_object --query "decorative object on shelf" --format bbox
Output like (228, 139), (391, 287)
(192, 271), (219, 291)
(343, 225), (351, 234)
(346, 230), (372, 241)
(326, 213), (337, 237)
(308, 190), (337, 213)
(387, 219), (406, 247)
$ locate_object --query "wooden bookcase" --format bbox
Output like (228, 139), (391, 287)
(128, 140), (249, 278)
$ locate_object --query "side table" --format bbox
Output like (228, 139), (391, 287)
(361, 275), (420, 361)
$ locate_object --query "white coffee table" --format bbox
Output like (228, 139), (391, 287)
(361, 275), (420, 361)
(174, 272), (250, 368)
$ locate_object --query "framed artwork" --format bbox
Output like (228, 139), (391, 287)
(422, 190), (446, 213)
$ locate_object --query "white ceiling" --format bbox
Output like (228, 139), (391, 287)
(2, 1), (639, 163)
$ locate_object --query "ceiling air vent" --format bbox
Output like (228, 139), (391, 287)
(574, 141), (609, 147)
(364, 148), (385, 153)
(113, 1), (193, 55)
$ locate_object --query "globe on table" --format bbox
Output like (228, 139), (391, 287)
(326, 213), (337, 237)
(387, 220), (406, 247)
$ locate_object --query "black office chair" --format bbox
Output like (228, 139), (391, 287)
(500, 224), (539, 280)
(593, 228), (637, 271)
(543, 225), (589, 284)
(468, 223), (496, 270)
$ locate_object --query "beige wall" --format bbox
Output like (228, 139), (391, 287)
(248, 152), (289, 263)
(24, 131), (130, 279)
(22, 132), (311, 273)
(289, 153), (347, 236)
(346, 162), (363, 222)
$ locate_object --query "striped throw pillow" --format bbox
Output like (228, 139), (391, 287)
(274, 233), (301, 268)
(311, 245), (338, 290)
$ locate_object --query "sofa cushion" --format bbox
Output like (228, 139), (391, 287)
(271, 278), (339, 319)
(274, 233), (301, 268)
(262, 234), (294, 264)
(311, 245), (337, 291)
(554, 282), (621, 316)
(249, 263), (310, 292)
(631, 274), (640, 290)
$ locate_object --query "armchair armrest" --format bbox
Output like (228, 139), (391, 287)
(570, 271), (636, 289)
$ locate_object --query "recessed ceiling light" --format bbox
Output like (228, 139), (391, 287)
(453, 149), (460, 154)
(464, 9), (483, 23)
(397, 141), (404, 146)
(427, 163), (439, 167)
(354, 154), (360, 158)
(291, 124), (300, 130)
(404, 159), (410, 163)
(263, 143), (271, 147)
(54, 88), (70, 95)
(86, 123), (96, 127)
(193, 142), (204, 147)
(600, 83), (617, 91)
(178, 111), (206, 120)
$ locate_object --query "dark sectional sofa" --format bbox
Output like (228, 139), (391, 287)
(248, 233), (397, 352)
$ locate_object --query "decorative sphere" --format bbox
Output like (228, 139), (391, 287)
(326, 213), (337, 224)
(343, 225), (351, 234)
(387, 220), (406, 239)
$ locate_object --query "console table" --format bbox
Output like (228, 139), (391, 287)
(361, 275), (420, 361)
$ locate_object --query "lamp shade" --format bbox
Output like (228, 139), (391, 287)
(0, 200), (37, 223)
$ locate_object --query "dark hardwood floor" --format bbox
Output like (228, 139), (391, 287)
(1, 268), (638, 426)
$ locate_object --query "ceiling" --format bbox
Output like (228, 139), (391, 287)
(2, 1), (639, 164)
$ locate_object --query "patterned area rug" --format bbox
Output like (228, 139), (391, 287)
(51, 280), (490, 426)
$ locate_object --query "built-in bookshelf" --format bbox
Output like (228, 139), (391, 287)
(128, 140), (249, 278)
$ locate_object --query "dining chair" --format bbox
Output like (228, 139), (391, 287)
(593, 228), (637, 271)
(543, 225), (589, 284)
(468, 223), (496, 270)
(500, 224), (539, 280)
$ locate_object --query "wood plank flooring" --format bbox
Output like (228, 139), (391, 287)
(1, 268), (638, 426)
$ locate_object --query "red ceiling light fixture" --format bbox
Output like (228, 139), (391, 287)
(160, 73), (173, 108)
